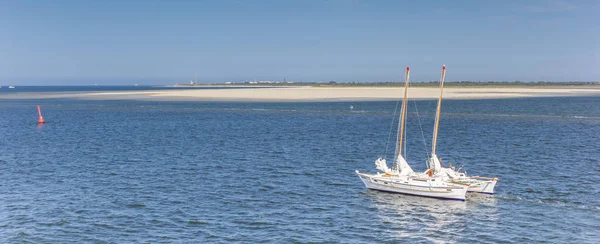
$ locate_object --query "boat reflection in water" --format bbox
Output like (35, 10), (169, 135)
(365, 191), (498, 243)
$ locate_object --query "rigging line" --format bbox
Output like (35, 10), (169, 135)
(403, 83), (410, 162)
(383, 96), (402, 159)
(413, 99), (430, 163)
(404, 99), (407, 161)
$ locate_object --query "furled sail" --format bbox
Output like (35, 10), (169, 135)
(428, 154), (442, 174)
(375, 158), (392, 174)
(395, 155), (414, 175)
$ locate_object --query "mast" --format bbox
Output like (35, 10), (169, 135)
(393, 67), (410, 170)
(431, 65), (446, 156)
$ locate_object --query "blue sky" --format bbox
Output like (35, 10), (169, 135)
(1, 0), (598, 85)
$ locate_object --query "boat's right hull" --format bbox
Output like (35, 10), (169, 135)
(356, 172), (467, 201)
(452, 178), (498, 194)
(467, 179), (497, 194)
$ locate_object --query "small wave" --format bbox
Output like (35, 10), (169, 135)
(496, 193), (600, 211)
(493, 194), (522, 201)
(38, 220), (69, 227)
(124, 158), (144, 163)
(188, 220), (208, 225)
(259, 185), (275, 191)
(443, 112), (600, 120)
(571, 115), (600, 119)
(525, 189), (542, 194)
(540, 197), (569, 204)
(330, 183), (351, 186)
(126, 203), (146, 208)
(93, 222), (118, 229)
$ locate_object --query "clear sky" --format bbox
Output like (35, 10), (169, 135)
(1, 0), (598, 85)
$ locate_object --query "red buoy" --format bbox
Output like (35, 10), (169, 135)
(37, 105), (45, 124)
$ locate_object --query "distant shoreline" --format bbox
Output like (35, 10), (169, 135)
(172, 81), (600, 89)
(1, 86), (599, 102)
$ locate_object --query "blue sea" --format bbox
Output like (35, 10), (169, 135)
(0, 85), (256, 93)
(0, 87), (599, 243)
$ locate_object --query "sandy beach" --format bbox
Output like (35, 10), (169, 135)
(2, 86), (600, 102)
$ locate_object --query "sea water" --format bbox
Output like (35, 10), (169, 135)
(0, 92), (598, 243)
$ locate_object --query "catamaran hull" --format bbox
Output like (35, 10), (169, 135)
(465, 180), (497, 194)
(356, 172), (467, 201)
(451, 178), (498, 194)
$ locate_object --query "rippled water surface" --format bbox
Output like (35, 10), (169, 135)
(1, 95), (599, 243)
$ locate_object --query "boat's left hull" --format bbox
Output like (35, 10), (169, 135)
(356, 172), (468, 201)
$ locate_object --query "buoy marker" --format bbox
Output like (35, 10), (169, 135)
(37, 105), (45, 124)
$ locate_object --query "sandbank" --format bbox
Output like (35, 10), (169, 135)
(1, 87), (599, 102)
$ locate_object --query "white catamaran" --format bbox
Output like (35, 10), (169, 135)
(356, 66), (469, 201)
(425, 65), (499, 194)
